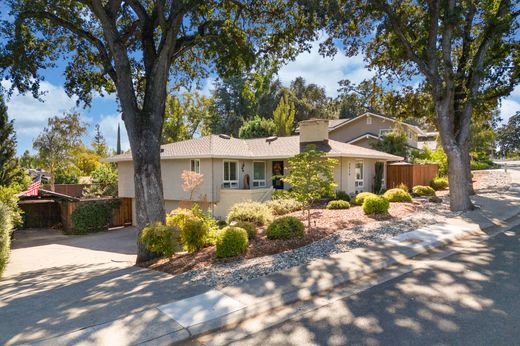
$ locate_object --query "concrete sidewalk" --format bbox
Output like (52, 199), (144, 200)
(30, 171), (520, 346)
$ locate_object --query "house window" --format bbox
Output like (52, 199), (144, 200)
(366, 116), (372, 125)
(190, 159), (200, 173)
(379, 129), (392, 137)
(355, 160), (364, 192)
(252, 161), (266, 188)
(223, 160), (238, 188)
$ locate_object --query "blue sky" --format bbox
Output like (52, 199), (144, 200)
(3, 37), (520, 155)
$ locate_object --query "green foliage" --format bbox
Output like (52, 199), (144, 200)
(181, 218), (208, 253)
(233, 221), (257, 240)
(334, 190), (351, 202)
(216, 226), (249, 258)
(373, 162), (384, 194)
(92, 124), (108, 157)
(266, 216), (305, 240)
(352, 192), (377, 205)
(412, 185), (436, 197)
(272, 93), (295, 136)
(271, 189), (291, 200)
(71, 201), (114, 234)
(82, 164), (118, 198)
(326, 200), (351, 209)
(411, 147), (448, 176)
(282, 144), (338, 228)
(238, 116), (277, 139)
(55, 167), (80, 184)
(362, 195), (390, 215)
(370, 132), (408, 158)
(0, 185), (23, 227)
(139, 222), (182, 258)
(227, 201), (274, 226)
(0, 202), (12, 277)
(266, 198), (302, 215)
(205, 227), (222, 247)
(0, 95), (26, 188)
(288, 77), (335, 121)
(397, 183), (409, 192)
(470, 158), (495, 170)
(496, 112), (520, 158)
(430, 177), (449, 191)
(383, 188), (412, 202)
(73, 147), (101, 176)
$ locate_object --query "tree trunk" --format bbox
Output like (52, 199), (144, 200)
(461, 146), (476, 195)
(125, 111), (166, 264)
(445, 146), (474, 211)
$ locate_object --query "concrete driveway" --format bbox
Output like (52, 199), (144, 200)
(0, 227), (209, 345)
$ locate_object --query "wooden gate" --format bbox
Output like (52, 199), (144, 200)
(386, 163), (439, 189)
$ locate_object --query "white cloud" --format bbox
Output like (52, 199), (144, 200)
(97, 113), (130, 152)
(276, 40), (374, 97)
(499, 98), (520, 124)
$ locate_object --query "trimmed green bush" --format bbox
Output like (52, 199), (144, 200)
(204, 227), (222, 246)
(430, 177), (449, 190)
(216, 226), (249, 258)
(266, 216), (305, 240)
(326, 200), (351, 209)
(180, 218), (208, 253)
(412, 185), (436, 196)
(234, 221), (257, 240)
(71, 201), (114, 234)
(362, 195), (390, 214)
(227, 201), (274, 226)
(383, 188), (413, 202)
(266, 198), (302, 215)
(352, 192), (377, 205)
(0, 202), (13, 277)
(139, 222), (181, 257)
(335, 190), (351, 202)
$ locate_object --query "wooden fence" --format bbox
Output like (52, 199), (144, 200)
(60, 198), (133, 232)
(386, 163), (439, 190)
(43, 184), (90, 198)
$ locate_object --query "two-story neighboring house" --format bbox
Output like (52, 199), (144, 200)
(106, 119), (403, 222)
(306, 112), (437, 150)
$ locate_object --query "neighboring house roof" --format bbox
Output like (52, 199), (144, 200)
(299, 112), (426, 135)
(346, 133), (380, 144)
(105, 134), (403, 162)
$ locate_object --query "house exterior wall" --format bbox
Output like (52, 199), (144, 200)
(329, 115), (419, 148)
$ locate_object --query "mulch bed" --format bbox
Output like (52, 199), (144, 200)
(142, 201), (416, 276)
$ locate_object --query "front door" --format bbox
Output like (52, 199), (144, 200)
(272, 161), (284, 190)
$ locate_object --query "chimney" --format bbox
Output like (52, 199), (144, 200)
(299, 119), (329, 143)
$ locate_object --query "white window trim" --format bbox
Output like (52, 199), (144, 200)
(223, 160), (239, 189)
(252, 161), (266, 188)
(190, 159), (200, 173)
(366, 116), (372, 125)
(355, 159), (364, 192)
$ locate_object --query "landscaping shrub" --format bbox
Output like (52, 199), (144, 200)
(352, 192), (377, 205)
(362, 195), (390, 215)
(180, 218), (208, 252)
(412, 185), (436, 196)
(233, 221), (257, 240)
(326, 200), (351, 209)
(204, 227), (222, 246)
(396, 183), (409, 192)
(216, 226), (249, 258)
(71, 201), (114, 234)
(227, 201), (274, 226)
(139, 222), (181, 257)
(0, 202), (13, 277)
(266, 216), (305, 240)
(430, 177), (449, 190)
(266, 198), (302, 215)
(383, 188), (413, 202)
(166, 208), (195, 229)
(0, 186), (23, 227)
(271, 189), (291, 200)
(216, 219), (227, 228)
(335, 190), (351, 202)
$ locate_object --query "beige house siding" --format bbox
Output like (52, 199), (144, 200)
(329, 115), (419, 148)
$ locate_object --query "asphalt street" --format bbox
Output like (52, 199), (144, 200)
(229, 225), (520, 346)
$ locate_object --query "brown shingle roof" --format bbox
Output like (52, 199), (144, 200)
(105, 134), (403, 162)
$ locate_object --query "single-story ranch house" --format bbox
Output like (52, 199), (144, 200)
(106, 119), (402, 221)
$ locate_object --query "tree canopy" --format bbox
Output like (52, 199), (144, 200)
(496, 112), (520, 158)
(0, 95), (25, 188)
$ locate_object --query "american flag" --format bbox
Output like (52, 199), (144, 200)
(23, 175), (42, 196)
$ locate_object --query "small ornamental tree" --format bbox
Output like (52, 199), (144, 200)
(181, 170), (204, 201)
(282, 144), (337, 229)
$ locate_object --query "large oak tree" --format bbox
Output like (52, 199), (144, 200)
(0, 0), (316, 262)
(312, 0), (519, 211)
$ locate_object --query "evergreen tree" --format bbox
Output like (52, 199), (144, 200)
(116, 123), (121, 155)
(0, 96), (24, 187)
(92, 124), (108, 157)
(273, 94), (296, 136)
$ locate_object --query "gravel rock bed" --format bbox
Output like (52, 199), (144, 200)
(159, 170), (510, 289)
